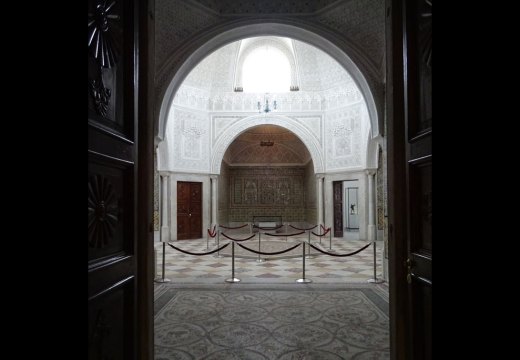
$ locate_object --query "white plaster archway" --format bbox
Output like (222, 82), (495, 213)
(157, 22), (381, 145)
(211, 114), (324, 174)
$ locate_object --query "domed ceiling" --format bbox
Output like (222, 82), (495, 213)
(224, 125), (311, 166)
(162, 35), (371, 173)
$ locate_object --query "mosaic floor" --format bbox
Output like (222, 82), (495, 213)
(154, 283), (390, 359)
(154, 232), (385, 284)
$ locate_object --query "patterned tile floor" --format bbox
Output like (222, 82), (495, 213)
(154, 232), (385, 284)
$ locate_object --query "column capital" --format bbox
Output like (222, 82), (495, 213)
(210, 174), (219, 180)
(159, 171), (170, 178)
(315, 173), (325, 180)
(365, 169), (376, 176)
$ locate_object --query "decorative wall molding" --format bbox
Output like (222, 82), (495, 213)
(171, 107), (210, 171)
(211, 114), (324, 174)
(192, 0), (339, 14)
(156, 22), (382, 144)
(325, 103), (363, 171)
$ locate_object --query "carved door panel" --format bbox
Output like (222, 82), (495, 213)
(333, 181), (343, 237)
(177, 182), (202, 240)
(88, 0), (142, 359)
(388, 0), (432, 358)
(404, 0), (432, 358)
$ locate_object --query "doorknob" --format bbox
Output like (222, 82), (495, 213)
(188, 213), (192, 217)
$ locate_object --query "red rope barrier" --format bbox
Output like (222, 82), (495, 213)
(289, 224), (318, 231)
(253, 224), (284, 230)
(311, 228), (331, 237)
(236, 242), (302, 256)
(207, 226), (217, 238)
(308, 242), (371, 257)
(264, 231), (305, 237)
(167, 242), (230, 256)
(220, 232), (257, 242)
(219, 223), (249, 229)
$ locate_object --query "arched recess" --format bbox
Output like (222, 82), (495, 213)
(366, 134), (383, 169)
(211, 114), (324, 174)
(234, 37), (299, 91)
(156, 21), (381, 146)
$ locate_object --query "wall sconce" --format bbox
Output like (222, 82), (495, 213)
(257, 93), (277, 113)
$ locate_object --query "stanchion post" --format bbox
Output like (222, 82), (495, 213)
(367, 240), (384, 284)
(215, 229), (224, 258)
(225, 242), (240, 283)
(154, 242), (171, 283)
(296, 241), (312, 283)
(257, 232), (265, 262)
(305, 231), (313, 259)
(329, 228), (332, 250)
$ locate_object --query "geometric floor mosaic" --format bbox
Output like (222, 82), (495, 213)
(154, 283), (389, 359)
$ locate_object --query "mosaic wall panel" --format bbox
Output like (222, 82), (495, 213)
(228, 167), (306, 222)
(218, 161), (230, 224)
(304, 161), (317, 224)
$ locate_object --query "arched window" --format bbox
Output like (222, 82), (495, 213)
(242, 45), (291, 93)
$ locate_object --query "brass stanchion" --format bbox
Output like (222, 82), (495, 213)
(296, 241), (312, 283)
(225, 242), (240, 283)
(367, 240), (384, 284)
(154, 242), (171, 283)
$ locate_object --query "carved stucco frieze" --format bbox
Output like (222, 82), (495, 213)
(325, 103), (364, 171)
(211, 115), (324, 174)
(170, 107), (210, 171)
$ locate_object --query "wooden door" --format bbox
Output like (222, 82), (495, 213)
(387, 0), (432, 359)
(177, 182), (203, 239)
(88, 0), (153, 358)
(333, 181), (343, 237)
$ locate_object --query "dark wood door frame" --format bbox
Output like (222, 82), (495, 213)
(88, 0), (154, 359)
(333, 181), (343, 237)
(177, 181), (203, 240)
(387, 0), (432, 358)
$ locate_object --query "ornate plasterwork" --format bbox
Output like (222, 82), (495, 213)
(155, 0), (220, 70)
(293, 40), (354, 91)
(193, 0), (339, 14)
(294, 116), (323, 144)
(209, 91), (325, 112)
(316, 0), (385, 73)
(212, 116), (243, 143)
(211, 114), (324, 174)
(325, 103), (363, 171)
(170, 107), (210, 171)
(173, 85), (210, 111)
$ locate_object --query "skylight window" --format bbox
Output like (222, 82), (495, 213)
(242, 45), (291, 93)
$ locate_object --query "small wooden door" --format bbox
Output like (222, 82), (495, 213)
(333, 181), (343, 237)
(177, 182), (202, 239)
